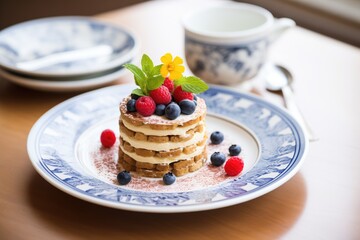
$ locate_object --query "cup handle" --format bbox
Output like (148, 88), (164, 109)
(269, 18), (296, 42)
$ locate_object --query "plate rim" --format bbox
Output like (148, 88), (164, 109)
(27, 84), (309, 213)
(0, 16), (139, 77)
(0, 64), (128, 92)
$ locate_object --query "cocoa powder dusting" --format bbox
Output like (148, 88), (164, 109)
(92, 138), (240, 193)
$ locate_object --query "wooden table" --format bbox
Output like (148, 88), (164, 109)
(1, 0), (359, 239)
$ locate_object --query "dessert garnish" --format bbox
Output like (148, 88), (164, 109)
(229, 144), (242, 156)
(210, 152), (226, 166)
(123, 53), (208, 120)
(149, 85), (172, 104)
(155, 104), (166, 116)
(163, 172), (176, 185)
(224, 157), (244, 176)
(210, 131), (224, 145)
(126, 99), (136, 112)
(164, 102), (181, 120)
(100, 129), (116, 148)
(179, 99), (196, 115)
(134, 96), (156, 117)
(117, 170), (132, 185)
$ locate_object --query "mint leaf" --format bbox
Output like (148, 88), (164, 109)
(131, 88), (146, 97)
(134, 76), (146, 93)
(147, 75), (165, 91)
(174, 76), (187, 87)
(141, 54), (154, 77)
(176, 76), (209, 94)
(151, 64), (162, 76)
(124, 63), (146, 84)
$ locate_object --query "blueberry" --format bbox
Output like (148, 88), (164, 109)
(179, 99), (196, 115)
(155, 104), (166, 116)
(165, 102), (181, 120)
(131, 94), (140, 100)
(210, 152), (226, 166)
(193, 100), (197, 106)
(117, 170), (131, 185)
(126, 99), (136, 112)
(229, 144), (242, 156)
(210, 131), (224, 144)
(193, 95), (198, 102)
(163, 172), (176, 185)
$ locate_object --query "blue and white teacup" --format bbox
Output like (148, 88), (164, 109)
(182, 2), (295, 85)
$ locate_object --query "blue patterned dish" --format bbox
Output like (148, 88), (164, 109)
(27, 85), (308, 213)
(0, 17), (138, 77)
(0, 64), (129, 92)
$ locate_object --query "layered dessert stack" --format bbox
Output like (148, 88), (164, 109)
(117, 53), (209, 178)
(118, 96), (207, 177)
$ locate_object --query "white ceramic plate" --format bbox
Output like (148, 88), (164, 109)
(0, 17), (138, 77)
(0, 66), (128, 92)
(27, 84), (308, 213)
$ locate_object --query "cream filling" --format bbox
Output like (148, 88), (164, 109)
(120, 145), (206, 164)
(122, 118), (204, 136)
(121, 128), (206, 151)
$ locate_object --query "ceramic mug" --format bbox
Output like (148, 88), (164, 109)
(183, 2), (295, 85)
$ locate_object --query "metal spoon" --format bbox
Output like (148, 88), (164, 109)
(265, 64), (318, 142)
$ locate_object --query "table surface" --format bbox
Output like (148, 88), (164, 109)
(1, 0), (360, 239)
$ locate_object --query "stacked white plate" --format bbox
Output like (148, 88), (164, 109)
(0, 17), (139, 91)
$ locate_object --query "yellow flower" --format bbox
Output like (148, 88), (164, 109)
(160, 53), (185, 80)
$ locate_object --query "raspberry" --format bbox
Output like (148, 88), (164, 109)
(224, 156), (244, 176)
(149, 86), (171, 105)
(135, 96), (156, 116)
(100, 129), (116, 148)
(163, 77), (174, 93)
(173, 86), (194, 103)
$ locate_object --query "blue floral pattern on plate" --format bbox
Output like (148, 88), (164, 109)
(0, 17), (138, 77)
(27, 85), (308, 213)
